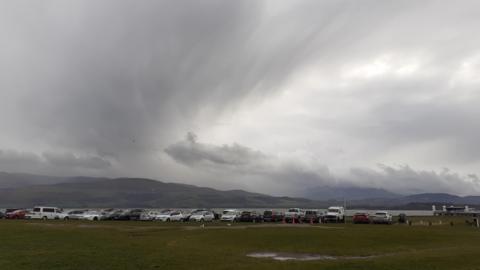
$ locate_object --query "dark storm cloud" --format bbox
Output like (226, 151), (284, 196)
(165, 132), (267, 167)
(165, 133), (333, 195)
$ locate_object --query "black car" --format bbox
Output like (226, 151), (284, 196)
(114, 209), (143, 220)
(239, 211), (263, 222)
(103, 210), (124, 220)
(302, 210), (321, 223)
(263, 210), (284, 222)
(398, 213), (407, 224)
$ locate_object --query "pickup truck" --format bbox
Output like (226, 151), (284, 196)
(284, 208), (305, 223)
(324, 206), (345, 223)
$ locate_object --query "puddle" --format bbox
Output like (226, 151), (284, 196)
(247, 252), (378, 261)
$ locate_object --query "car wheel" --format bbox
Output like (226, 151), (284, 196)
(42, 216), (48, 220)
(93, 217), (98, 221)
(64, 217), (69, 220)
(200, 218), (204, 222)
(166, 218), (170, 222)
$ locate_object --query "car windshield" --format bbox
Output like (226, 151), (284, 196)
(375, 212), (387, 216)
(223, 211), (236, 215)
(328, 209), (339, 213)
(306, 211), (317, 215)
(288, 209), (298, 212)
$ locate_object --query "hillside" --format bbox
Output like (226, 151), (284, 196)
(0, 177), (319, 208)
(1, 172), (480, 209)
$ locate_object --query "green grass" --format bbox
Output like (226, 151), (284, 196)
(0, 217), (479, 270)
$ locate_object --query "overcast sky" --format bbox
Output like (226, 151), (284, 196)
(1, 0), (480, 196)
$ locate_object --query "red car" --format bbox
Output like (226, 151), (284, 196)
(352, 212), (370, 224)
(5, 209), (28, 219)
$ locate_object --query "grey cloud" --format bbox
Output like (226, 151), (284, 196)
(349, 165), (480, 195)
(165, 134), (480, 196)
(0, 149), (111, 175)
(1, 1), (480, 196)
(165, 133), (334, 195)
(165, 132), (267, 168)
(42, 152), (112, 170)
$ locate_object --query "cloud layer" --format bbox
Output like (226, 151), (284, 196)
(1, 1), (480, 196)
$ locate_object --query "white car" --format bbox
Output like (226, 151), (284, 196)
(80, 211), (103, 221)
(27, 206), (69, 220)
(156, 211), (185, 222)
(168, 211), (186, 222)
(324, 206), (345, 223)
(189, 211), (215, 222)
(220, 209), (240, 222)
(372, 211), (393, 224)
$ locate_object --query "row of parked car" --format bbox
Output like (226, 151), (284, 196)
(0, 206), (403, 224)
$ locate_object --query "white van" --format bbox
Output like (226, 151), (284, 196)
(27, 206), (68, 220)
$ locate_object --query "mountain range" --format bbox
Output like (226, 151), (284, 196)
(0, 172), (479, 209)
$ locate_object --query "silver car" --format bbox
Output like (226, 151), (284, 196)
(372, 211), (393, 224)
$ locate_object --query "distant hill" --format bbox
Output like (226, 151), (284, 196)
(1, 172), (479, 209)
(0, 177), (319, 208)
(304, 186), (401, 200)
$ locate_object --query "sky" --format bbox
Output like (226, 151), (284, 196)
(1, 0), (480, 196)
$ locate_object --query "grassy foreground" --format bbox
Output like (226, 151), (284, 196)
(0, 217), (479, 270)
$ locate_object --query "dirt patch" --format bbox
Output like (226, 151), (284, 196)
(247, 252), (379, 261)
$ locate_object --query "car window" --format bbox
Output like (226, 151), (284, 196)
(33, 208), (41, 212)
(43, 208), (54, 213)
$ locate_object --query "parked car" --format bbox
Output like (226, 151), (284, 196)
(79, 211), (103, 221)
(302, 210), (321, 223)
(284, 208), (305, 223)
(67, 210), (88, 220)
(0, 211), (4, 219)
(212, 211), (221, 220)
(263, 210), (284, 222)
(239, 211), (263, 222)
(115, 209), (143, 220)
(352, 212), (370, 224)
(26, 206), (69, 220)
(156, 210), (186, 222)
(398, 213), (407, 224)
(372, 211), (393, 224)
(184, 209), (207, 221)
(220, 209), (241, 222)
(140, 210), (158, 221)
(324, 206), (345, 223)
(103, 210), (124, 220)
(155, 210), (173, 221)
(5, 209), (28, 219)
(189, 211), (215, 222)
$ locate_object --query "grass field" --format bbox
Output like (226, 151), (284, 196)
(0, 217), (479, 270)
